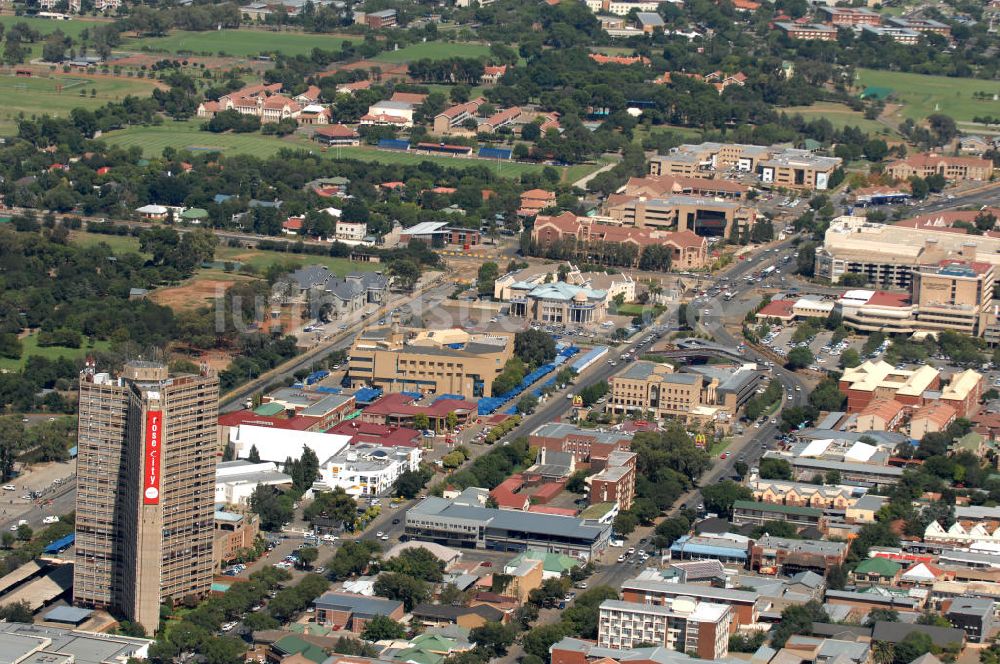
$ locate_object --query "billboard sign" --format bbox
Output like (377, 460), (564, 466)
(143, 411), (162, 505)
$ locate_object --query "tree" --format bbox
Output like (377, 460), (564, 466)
(413, 413), (430, 431)
(771, 601), (828, 648)
(892, 632), (932, 664)
(0, 600), (33, 623)
(394, 468), (430, 499)
(373, 572), (429, 611)
(787, 347), (814, 369)
(514, 329), (556, 366)
(298, 546), (319, 569)
(248, 444), (261, 463)
(521, 624), (570, 660)
(866, 609), (899, 625)
(700, 481), (752, 517)
(382, 547), (445, 583)
(652, 515), (690, 550)
(389, 259), (421, 292)
(1, 532), (13, 549)
(470, 621), (516, 657)
(16, 524), (32, 541)
(249, 485), (293, 531)
(477, 262), (500, 296)
(840, 348), (861, 369)
(305, 488), (357, 527)
(613, 511), (639, 536)
(361, 614), (406, 641)
(759, 458), (792, 480)
(566, 470), (589, 493)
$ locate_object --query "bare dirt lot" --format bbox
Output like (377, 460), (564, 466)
(150, 277), (239, 312)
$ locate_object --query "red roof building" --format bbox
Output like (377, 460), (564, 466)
(326, 420), (421, 447)
(361, 393), (476, 431)
(490, 475), (530, 510)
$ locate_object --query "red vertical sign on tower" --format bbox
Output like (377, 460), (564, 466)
(143, 411), (162, 505)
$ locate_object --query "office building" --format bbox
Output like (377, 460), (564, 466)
(911, 261), (996, 336)
(597, 598), (731, 658)
(313, 592), (405, 632)
(945, 597), (996, 642)
(886, 153), (993, 181)
(528, 422), (633, 464)
(604, 195), (757, 239)
(749, 536), (849, 576)
(531, 212), (709, 269)
(215, 460), (292, 506)
(314, 442), (421, 497)
(816, 215), (1000, 287)
(508, 281), (609, 325)
(404, 495), (612, 560)
(606, 362), (730, 427)
(347, 327), (514, 399)
(838, 360), (941, 411)
(758, 150), (842, 190)
(75, 361), (220, 635)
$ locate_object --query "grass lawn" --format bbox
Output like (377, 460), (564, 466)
(0, 15), (111, 39)
(372, 41), (491, 63)
(0, 73), (158, 133)
(708, 437), (731, 457)
(121, 29), (348, 58)
(101, 120), (605, 180)
(0, 333), (111, 370)
(634, 124), (703, 145)
(70, 231), (143, 254)
(616, 303), (666, 317)
(781, 102), (893, 135)
(856, 68), (1000, 123)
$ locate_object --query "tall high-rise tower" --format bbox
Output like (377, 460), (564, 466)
(74, 360), (219, 634)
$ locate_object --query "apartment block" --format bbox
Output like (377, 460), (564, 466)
(621, 576), (760, 627)
(731, 500), (826, 531)
(589, 450), (637, 510)
(597, 598), (731, 659)
(819, 6), (881, 25)
(886, 16), (951, 36)
(75, 361), (219, 635)
(775, 22), (839, 40)
(347, 327), (513, 399)
(860, 25), (922, 43)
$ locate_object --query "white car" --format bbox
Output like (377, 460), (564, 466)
(2, 485), (14, 491)
(376, 531), (384, 538)
(42, 516), (59, 525)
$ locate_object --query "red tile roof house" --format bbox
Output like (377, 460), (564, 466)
(491, 475), (531, 510)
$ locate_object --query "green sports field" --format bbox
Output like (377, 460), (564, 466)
(782, 102), (892, 135)
(372, 41), (491, 63)
(0, 74), (158, 134)
(123, 29), (348, 57)
(856, 68), (1000, 123)
(101, 120), (601, 180)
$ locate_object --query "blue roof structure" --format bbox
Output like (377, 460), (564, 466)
(315, 386), (341, 394)
(44, 533), (75, 554)
(401, 391), (423, 399)
(670, 535), (747, 561)
(378, 139), (411, 151)
(68, 446), (77, 458)
(353, 387), (383, 404)
(434, 394), (466, 403)
(479, 147), (512, 160)
(477, 350), (575, 414)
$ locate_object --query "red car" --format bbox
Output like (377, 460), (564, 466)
(719, 452), (728, 459)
